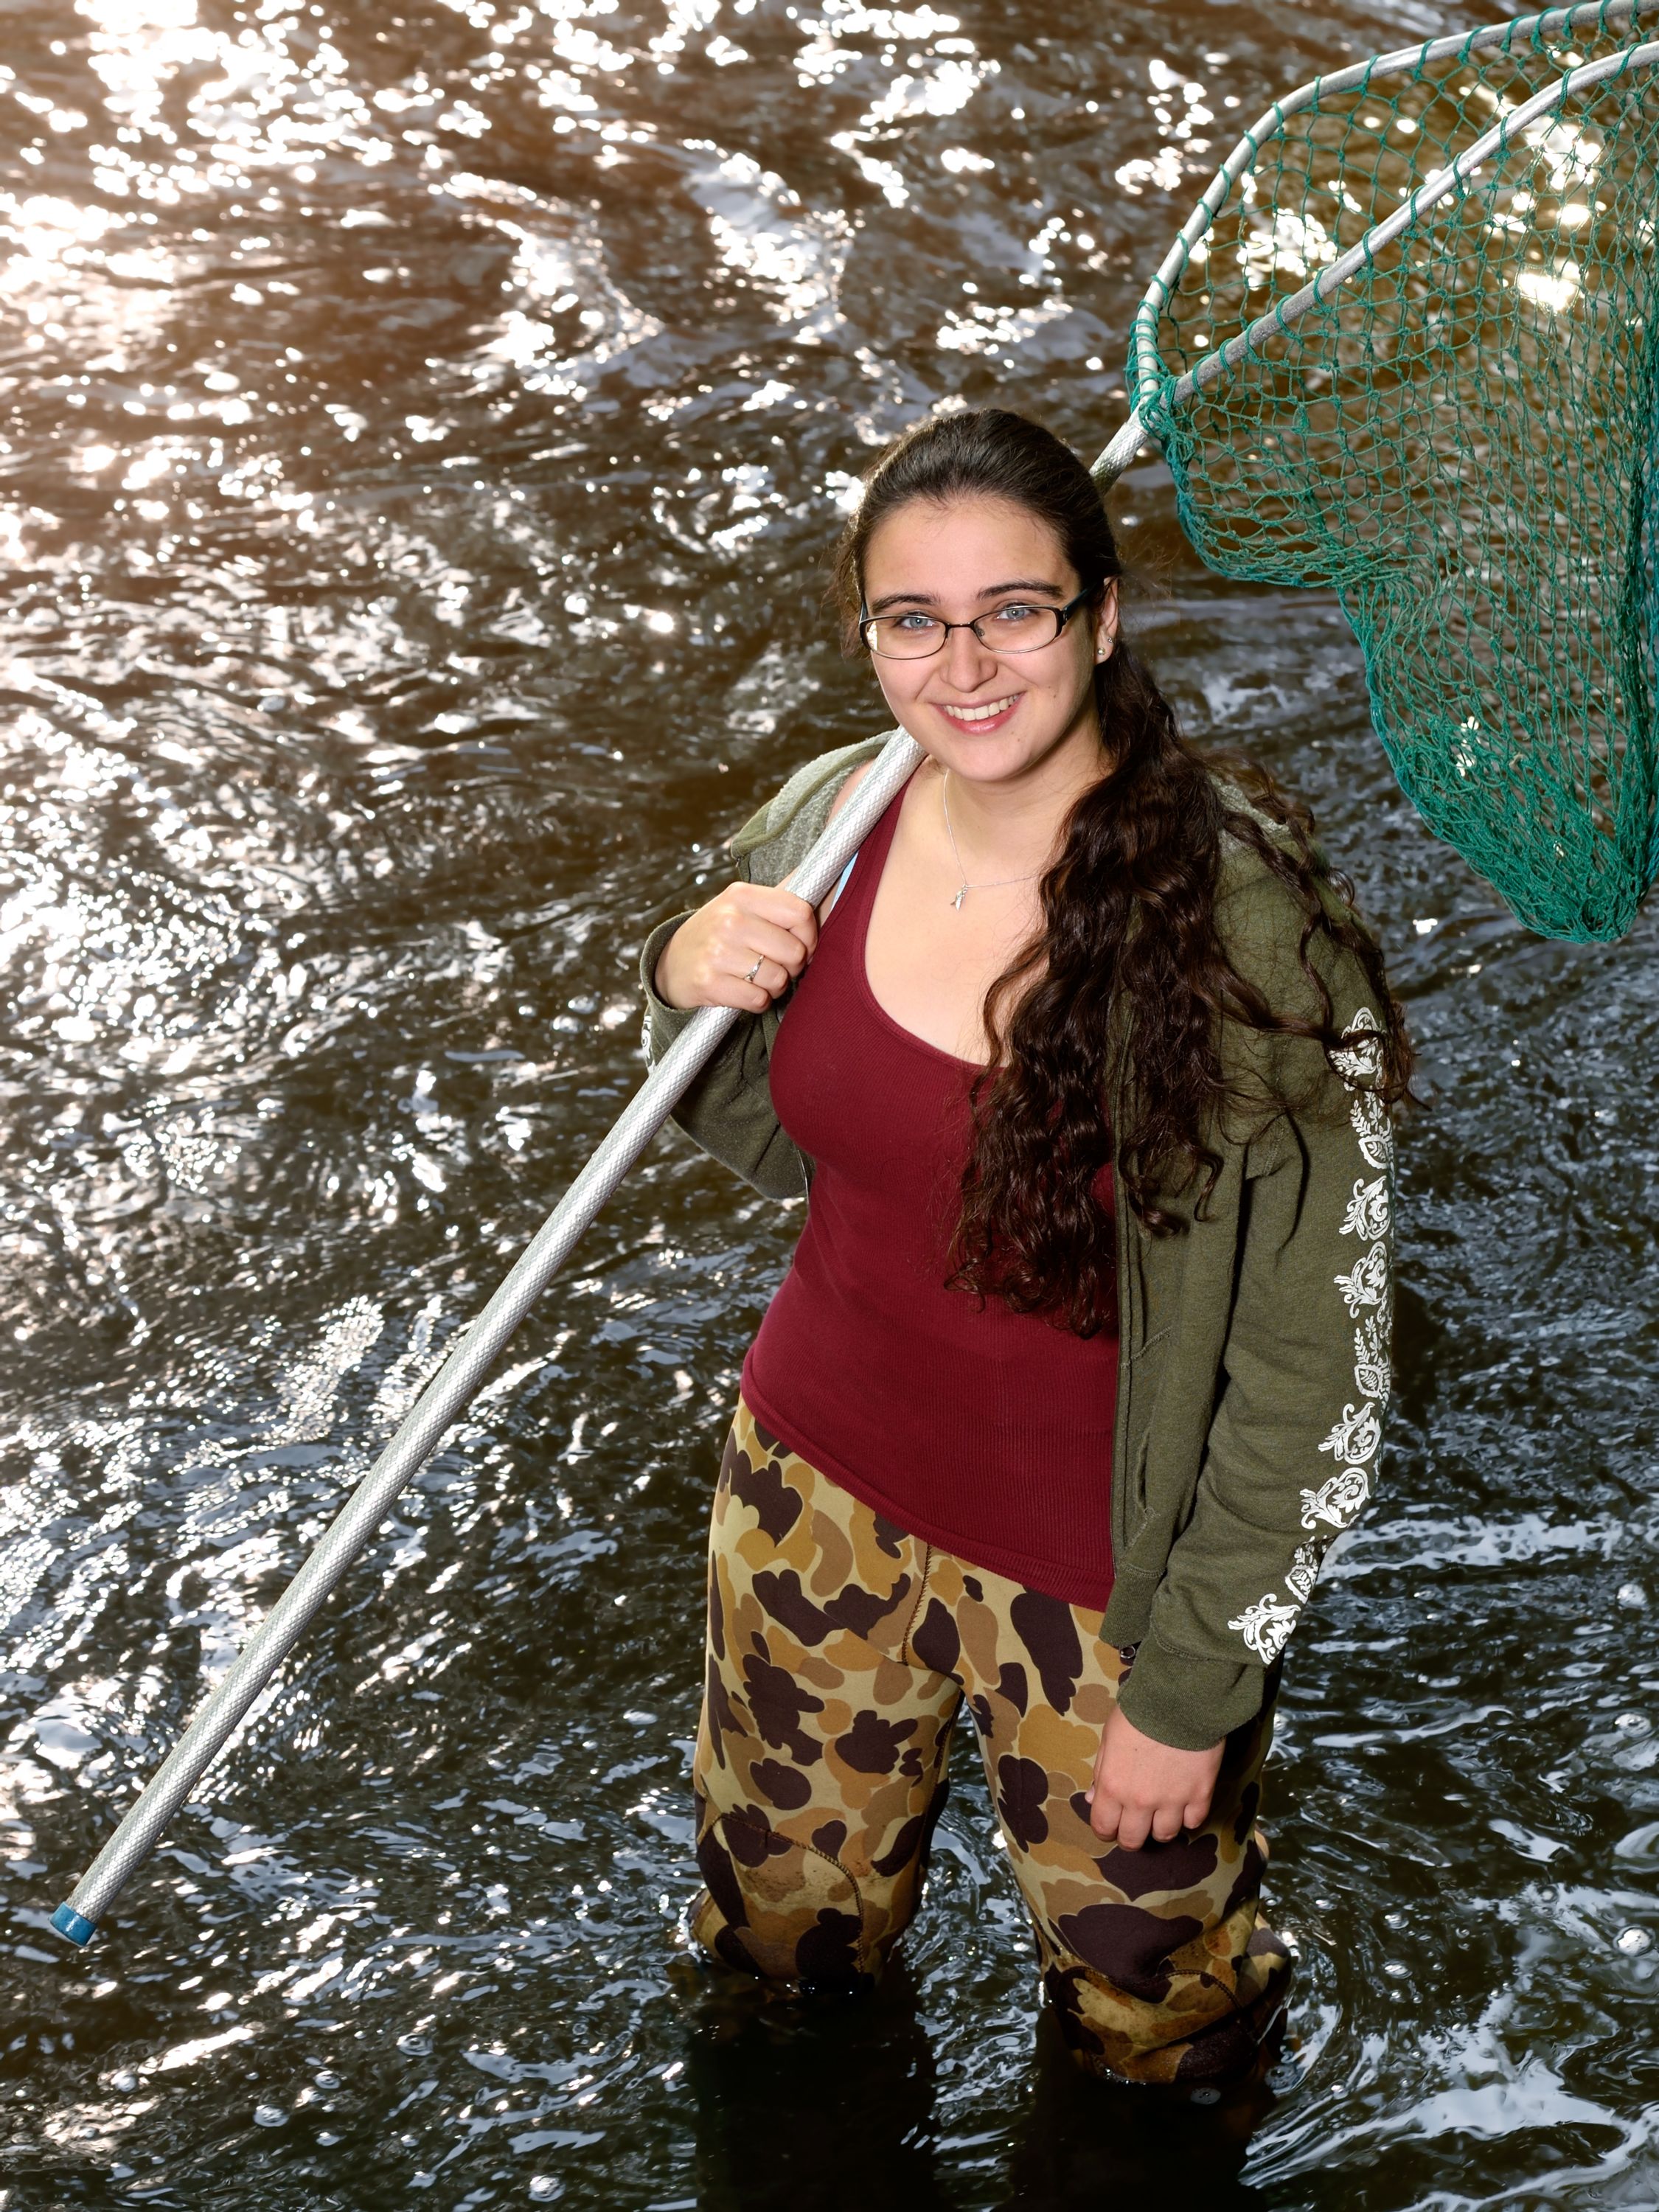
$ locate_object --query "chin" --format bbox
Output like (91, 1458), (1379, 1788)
(933, 728), (1060, 780)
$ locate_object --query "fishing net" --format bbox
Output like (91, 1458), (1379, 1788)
(1112, 0), (1659, 941)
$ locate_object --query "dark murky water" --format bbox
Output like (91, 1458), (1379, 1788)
(4, 0), (1658, 2204)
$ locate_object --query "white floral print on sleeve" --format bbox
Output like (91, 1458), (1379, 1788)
(1228, 1009), (1395, 1665)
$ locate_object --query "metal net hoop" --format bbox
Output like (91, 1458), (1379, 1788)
(1103, 1), (1659, 942)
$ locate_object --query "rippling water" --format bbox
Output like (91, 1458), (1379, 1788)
(4, 0), (1659, 2204)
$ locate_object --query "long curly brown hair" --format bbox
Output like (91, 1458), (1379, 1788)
(830, 407), (1413, 1337)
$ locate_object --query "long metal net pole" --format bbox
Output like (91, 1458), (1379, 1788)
(52, 727), (925, 1947)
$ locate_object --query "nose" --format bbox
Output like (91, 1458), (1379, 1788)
(939, 621), (999, 690)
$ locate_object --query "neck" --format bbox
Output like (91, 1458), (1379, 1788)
(939, 717), (1108, 874)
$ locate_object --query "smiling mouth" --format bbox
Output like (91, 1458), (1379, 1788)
(937, 694), (1020, 723)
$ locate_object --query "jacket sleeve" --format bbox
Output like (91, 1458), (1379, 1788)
(636, 914), (810, 1203)
(1115, 923), (1397, 1751)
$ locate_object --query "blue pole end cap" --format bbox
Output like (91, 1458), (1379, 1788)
(51, 1904), (97, 1947)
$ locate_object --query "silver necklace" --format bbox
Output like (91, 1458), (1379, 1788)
(939, 771), (1043, 911)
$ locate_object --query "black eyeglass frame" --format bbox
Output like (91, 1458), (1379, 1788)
(856, 585), (1101, 660)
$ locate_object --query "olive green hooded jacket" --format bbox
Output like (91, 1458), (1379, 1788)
(638, 735), (1397, 1751)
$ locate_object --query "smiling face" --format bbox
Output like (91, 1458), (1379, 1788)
(859, 492), (1118, 788)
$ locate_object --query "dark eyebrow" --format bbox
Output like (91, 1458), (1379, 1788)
(866, 578), (1067, 615)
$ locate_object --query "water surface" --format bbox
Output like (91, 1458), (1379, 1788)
(3, 0), (1658, 2205)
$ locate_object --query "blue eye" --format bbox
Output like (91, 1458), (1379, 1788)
(892, 612), (941, 631)
(992, 602), (1042, 622)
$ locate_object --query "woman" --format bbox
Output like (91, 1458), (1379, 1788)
(638, 408), (1410, 2087)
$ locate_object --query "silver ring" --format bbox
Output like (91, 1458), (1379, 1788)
(743, 956), (763, 983)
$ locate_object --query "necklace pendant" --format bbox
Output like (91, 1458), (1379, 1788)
(952, 885), (967, 911)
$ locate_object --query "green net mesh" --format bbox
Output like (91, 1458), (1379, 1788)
(1127, 1), (1659, 940)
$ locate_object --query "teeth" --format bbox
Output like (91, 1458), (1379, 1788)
(944, 696), (1017, 722)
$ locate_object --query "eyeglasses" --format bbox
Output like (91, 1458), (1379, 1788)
(858, 587), (1098, 661)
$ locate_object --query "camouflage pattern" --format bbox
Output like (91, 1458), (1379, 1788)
(691, 1400), (1292, 2086)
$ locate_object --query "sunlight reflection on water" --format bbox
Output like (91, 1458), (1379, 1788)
(3, 0), (1659, 2205)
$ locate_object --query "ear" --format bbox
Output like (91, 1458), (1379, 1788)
(1093, 580), (1121, 663)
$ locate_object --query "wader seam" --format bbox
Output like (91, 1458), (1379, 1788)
(897, 1540), (936, 1669)
(713, 1807), (874, 1975)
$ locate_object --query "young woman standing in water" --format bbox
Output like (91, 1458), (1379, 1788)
(639, 409), (1410, 2086)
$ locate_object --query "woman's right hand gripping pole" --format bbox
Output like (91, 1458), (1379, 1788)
(653, 882), (820, 1015)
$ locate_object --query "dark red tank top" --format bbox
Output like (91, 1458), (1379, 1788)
(741, 774), (1116, 1610)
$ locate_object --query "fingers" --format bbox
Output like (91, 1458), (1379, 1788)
(1182, 1789), (1216, 1834)
(1089, 1792), (1190, 1850)
(1116, 1803), (1154, 1851)
(1086, 1733), (1206, 1850)
(1083, 1705), (1226, 1854)
(731, 915), (813, 981)
(1087, 1790), (1121, 1844)
(653, 883), (818, 1012)
(702, 889), (815, 1001)
(745, 884), (820, 958)
(729, 953), (787, 1012)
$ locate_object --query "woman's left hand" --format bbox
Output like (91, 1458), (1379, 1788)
(1085, 1703), (1224, 1848)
